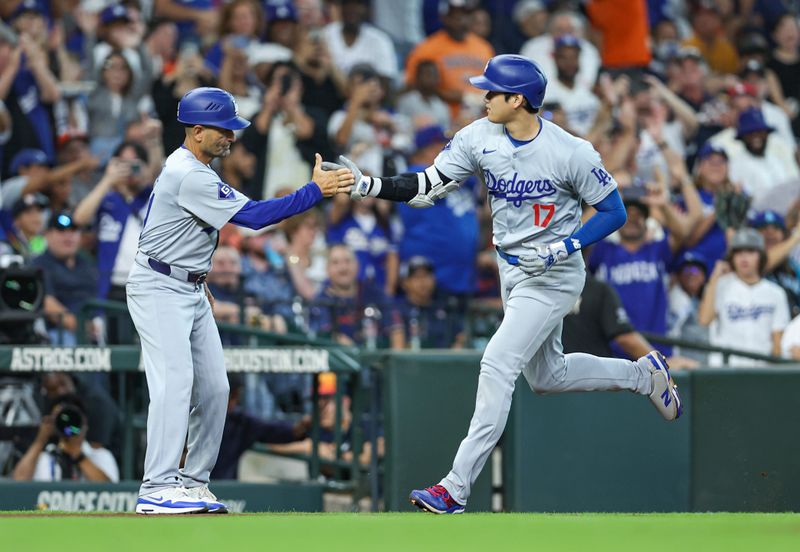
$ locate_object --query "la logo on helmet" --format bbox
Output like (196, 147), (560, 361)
(223, 90), (240, 116)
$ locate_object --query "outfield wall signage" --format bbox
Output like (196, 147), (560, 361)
(9, 347), (112, 372)
(1, 347), (330, 373)
(0, 481), (323, 512)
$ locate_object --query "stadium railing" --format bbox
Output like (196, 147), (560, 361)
(0, 299), (383, 510)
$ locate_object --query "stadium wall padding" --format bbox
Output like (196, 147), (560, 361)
(381, 351), (493, 512)
(0, 481), (324, 512)
(380, 354), (800, 513)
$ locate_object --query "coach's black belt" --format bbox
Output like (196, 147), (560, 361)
(495, 246), (519, 266)
(136, 251), (208, 284)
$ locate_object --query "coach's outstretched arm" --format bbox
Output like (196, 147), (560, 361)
(338, 155), (457, 208)
(229, 154), (354, 230)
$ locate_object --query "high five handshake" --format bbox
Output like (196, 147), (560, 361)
(321, 154), (459, 208)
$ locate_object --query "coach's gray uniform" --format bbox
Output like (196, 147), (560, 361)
(435, 118), (652, 505)
(127, 147), (248, 495)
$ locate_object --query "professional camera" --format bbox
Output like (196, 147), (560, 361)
(0, 255), (45, 344)
(54, 405), (84, 438)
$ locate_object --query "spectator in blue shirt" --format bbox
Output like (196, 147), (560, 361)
(73, 141), (153, 304)
(589, 184), (694, 356)
(31, 213), (99, 346)
(0, 1), (61, 177)
(153, 0), (219, 46)
(326, 193), (399, 296)
(397, 125), (479, 302)
(677, 142), (734, 267)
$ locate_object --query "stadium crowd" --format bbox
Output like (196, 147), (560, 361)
(3, 0), (800, 481)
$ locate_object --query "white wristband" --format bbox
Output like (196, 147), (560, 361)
(367, 177), (381, 197)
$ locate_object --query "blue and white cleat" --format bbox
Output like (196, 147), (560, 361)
(409, 484), (465, 514)
(639, 350), (683, 421)
(135, 487), (208, 515)
(184, 485), (228, 514)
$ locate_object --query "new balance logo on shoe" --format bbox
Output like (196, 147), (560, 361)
(661, 388), (671, 407)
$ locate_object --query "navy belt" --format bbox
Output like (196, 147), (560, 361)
(495, 246), (519, 266)
(136, 251), (207, 284)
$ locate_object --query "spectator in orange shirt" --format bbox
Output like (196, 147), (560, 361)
(586, 0), (651, 72)
(681, 0), (739, 75)
(405, 0), (494, 119)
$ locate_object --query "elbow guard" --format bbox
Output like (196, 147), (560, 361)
(407, 166), (459, 208)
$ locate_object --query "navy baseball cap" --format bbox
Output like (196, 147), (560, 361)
(621, 185), (650, 217)
(9, 0), (42, 21)
(48, 212), (78, 231)
(751, 210), (786, 230)
(100, 4), (134, 26)
(349, 62), (378, 80)
(740, 59), (766, 78)
(738, 33), (769, 56)
(10, 148), (51, 175)
(442, 0), (479, 13)
(676, 251), (709, 275)
(11, 193), (47, 218)
(555, 34), (582, 51)
(265, 0), (299, 22)
(400, 256), (435, 278)
(736, 107), (773, 139)
(414, 125), (448, 150)
(696, 141), (728, 161)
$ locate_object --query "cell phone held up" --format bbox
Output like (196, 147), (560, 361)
(280, 73), (293, 95)
(124, 159), (143, 177)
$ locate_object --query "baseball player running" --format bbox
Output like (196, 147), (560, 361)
(336, 55), (683, 514)
(129, 87), (353, 514)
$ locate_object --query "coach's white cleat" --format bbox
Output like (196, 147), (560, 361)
(638, 351), (683, 421)
(184, 485), (228, 514)
(135, 487), (209, 515)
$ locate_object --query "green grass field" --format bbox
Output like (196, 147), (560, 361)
(2, 512), (799, 552)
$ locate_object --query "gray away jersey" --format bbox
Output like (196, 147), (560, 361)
(137, 147), (249, 273)
(434, 117), (617, 255)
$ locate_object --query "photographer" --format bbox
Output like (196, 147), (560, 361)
(12, 399), (119, 482)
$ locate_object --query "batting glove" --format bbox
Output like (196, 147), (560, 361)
(320, 161), (344, 171)
(338, 155), (371, 201)
(518, 241), (569, 277)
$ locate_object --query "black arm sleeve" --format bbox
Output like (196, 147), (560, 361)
(369, 166), (454, 202)
(374, 173), (420, 201)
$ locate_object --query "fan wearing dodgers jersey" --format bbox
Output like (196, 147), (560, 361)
(334, 55), (684, 514)
(127, 87), (354, 515)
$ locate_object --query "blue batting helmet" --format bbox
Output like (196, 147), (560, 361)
(177, 87), (251, 130)
(469, 54), (548, 109)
